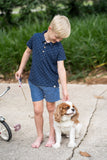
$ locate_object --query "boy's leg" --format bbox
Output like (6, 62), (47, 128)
(45, 101), (56, 147)
(32, 100), (44, 148)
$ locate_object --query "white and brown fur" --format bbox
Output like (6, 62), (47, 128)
(52, 101), (82, 149)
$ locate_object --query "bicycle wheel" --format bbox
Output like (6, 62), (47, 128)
(0, 121), (12, 141)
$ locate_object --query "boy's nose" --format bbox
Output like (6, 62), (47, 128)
(56, 39), (60, 42)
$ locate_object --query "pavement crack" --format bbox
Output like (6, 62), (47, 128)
(67, 89), (107, 160)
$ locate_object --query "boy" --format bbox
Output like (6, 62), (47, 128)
(15, 15), (71, 148)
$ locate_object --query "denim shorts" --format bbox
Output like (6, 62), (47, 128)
(28, 80), (60, 102)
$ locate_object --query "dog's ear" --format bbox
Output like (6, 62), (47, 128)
(54, 104), (62, 122)
(71, 105), (79, 124)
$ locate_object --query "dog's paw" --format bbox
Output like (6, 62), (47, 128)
(75, 134), (80, 139)
(52, 143), (60, 149)
(68, 142), (76, 148)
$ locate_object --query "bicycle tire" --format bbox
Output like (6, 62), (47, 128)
(0, 121), (12, 141)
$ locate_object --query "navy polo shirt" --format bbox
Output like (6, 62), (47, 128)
(27, 31), (66, 87)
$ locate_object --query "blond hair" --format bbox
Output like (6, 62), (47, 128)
(50, 15), (71, 38)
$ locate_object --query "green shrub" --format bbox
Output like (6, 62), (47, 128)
(63, 14), (107, 79)
(93, 0), (107, 13)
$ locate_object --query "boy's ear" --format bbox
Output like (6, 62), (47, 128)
(48, 26), (51, 30)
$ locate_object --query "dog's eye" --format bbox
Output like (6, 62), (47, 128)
(66, 106), (69, 109)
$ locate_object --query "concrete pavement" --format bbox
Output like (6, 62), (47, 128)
(0, 83), (107, 160)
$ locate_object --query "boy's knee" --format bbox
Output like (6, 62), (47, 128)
(47, 102), (55, 113)
(34, 107), (43, 115)
(33, 101), (43, 115)
(48, 107), (55, 113)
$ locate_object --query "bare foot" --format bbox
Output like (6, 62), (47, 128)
(31, 137), (43, 148)
(45, 138), (55, 147)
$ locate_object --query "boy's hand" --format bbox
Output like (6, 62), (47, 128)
(62, 90), (69, 101)
(15, 70), (22, 80)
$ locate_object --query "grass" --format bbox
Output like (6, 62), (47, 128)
(0, 14), (107, 80)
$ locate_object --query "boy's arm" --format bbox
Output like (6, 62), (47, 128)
(57, 61), (69, 101)
(15, 47), (32, 80)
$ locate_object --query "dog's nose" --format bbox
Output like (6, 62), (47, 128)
(71, 108), (75, 112)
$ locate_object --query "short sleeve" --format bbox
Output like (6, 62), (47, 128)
(57, 43), (66, 61)
(26, 34), (34, 49)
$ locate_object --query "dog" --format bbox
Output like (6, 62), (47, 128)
(52, 101), (82, 149)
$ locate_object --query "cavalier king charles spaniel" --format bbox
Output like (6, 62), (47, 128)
(52, 101), (82, 149)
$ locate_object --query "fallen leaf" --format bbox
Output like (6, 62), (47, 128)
(80, 151), (91, 157)
(94, 95), (104, 99)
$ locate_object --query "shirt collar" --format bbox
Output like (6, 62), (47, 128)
(42, 30), (55, 46)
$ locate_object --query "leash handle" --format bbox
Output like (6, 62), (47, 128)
(18, 78), (22, 87)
